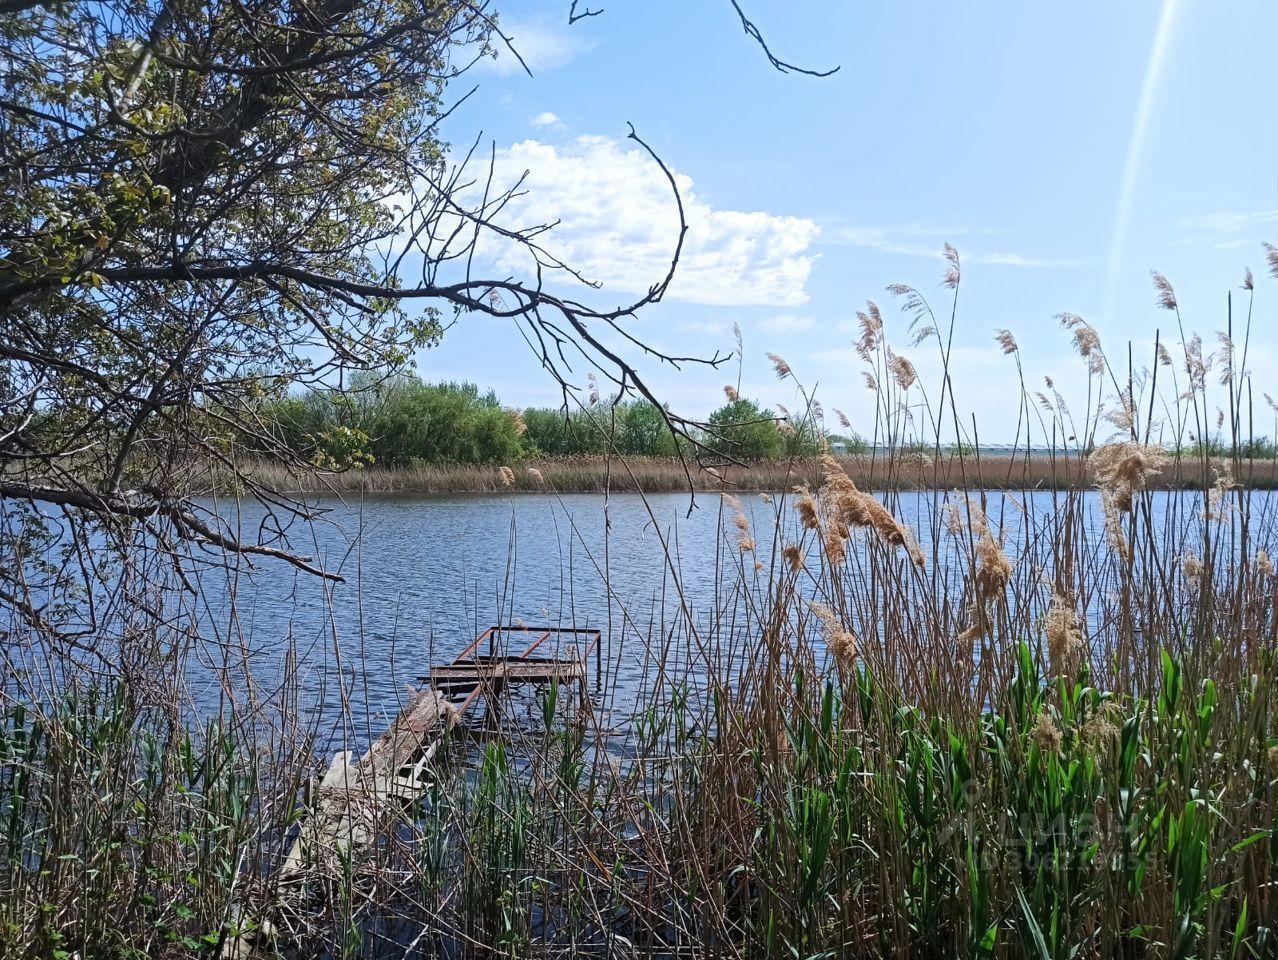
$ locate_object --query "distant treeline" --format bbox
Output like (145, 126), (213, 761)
(247, 375), (1278, 472)
(249, 375), (842, 467)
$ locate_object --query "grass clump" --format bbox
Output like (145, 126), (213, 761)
(712, 648), (1278, 959)
(0, 687), (264, 957)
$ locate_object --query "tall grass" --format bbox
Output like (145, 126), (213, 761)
(228, 452), (1278, 496)
(0, 686), (262, 956)
(4, 259), (1278, 957)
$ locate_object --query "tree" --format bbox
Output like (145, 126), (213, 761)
(0, 1), (686, 629)
(706, 398), (784, 461)
(0, 0), (833, 644)
(358, 378), (523, 465)
(522, 406), (608, 457)
(616, 401), (683, 457)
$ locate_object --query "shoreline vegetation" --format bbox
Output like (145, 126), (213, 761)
(12, 283), (1278, 957)
(226, 375), (1278, 496)
(9, 2), (1278, 954)
(13, 447), (1278, 959)
(11, 265), (1278, 957)
(231, 451), (1278, 495)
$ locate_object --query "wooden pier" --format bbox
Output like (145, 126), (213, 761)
(425, 625), (597, 703)
(222, 625), (600, 957)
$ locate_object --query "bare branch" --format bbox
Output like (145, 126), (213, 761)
(728, 0), (840, 77)
(568, 1), (604, 24)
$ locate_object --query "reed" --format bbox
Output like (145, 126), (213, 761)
(223, 452), (1278, 496)
(4, 258), (1278, 958)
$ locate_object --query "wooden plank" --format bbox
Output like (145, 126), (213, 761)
(430, 659), (581, 675)
(356, 687), (456, 778)
(224, 627), (596, 958)
(277, 688), (455, 880)
(429, 659), (584, 683)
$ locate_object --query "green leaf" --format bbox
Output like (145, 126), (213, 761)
(1015, 886), (1052, 960)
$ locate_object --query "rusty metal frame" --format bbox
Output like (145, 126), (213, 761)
(442, 625), (603, 714)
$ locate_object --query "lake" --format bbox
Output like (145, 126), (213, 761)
(186, 491), (745, 750)
(9, 487), (1275, 756)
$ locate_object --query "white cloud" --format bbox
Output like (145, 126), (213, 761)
(833, 227), (938, 259)
(530, 111), (562, 127)
(976, 252), (1073, 268)
(1179, 209), (1278, 232)
(830, 225), (1075, 268)
(477, 19), (592, 76)
(473, 136), (820, 307)
(761, 314), (813, 334)
(1175, 209), (1277, 248)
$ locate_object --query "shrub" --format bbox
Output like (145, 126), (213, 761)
(706, 398), (785, 461)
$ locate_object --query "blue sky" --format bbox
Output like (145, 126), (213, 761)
(413, 0), (1277, 441)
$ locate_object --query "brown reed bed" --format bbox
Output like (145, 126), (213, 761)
(224, 450), (1278, 496)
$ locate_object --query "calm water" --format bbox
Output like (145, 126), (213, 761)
(187, 492), (743, 744)
(11, 489), (1277, 752)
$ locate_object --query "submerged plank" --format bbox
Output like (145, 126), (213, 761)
(224, 627), (596, 958)
(222, 691), (458, 958)
(278, 688), (456, 879)
(358, 687), (457, 778)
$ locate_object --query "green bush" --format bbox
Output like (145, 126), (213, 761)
(521, 407), (609, 457)
(521, 401), (684, 458)
(251, 378), (834, 466)
(613, 400), (683, 457)
(251, 376), (525, 466)
(706, 398), (785, 461)
(361, 378), (522, 465)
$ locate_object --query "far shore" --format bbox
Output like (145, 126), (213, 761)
(227, 453), (1278, 496)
